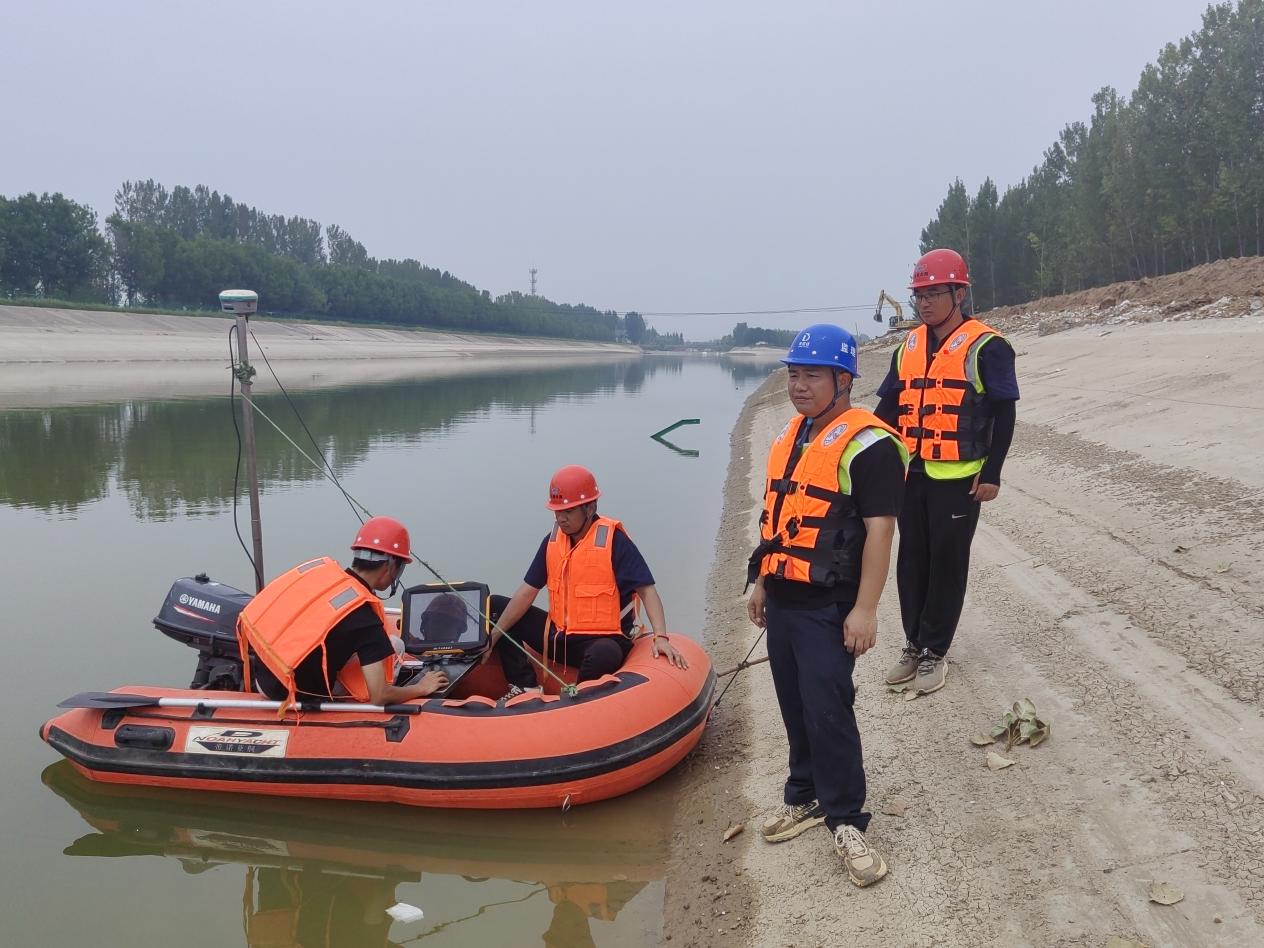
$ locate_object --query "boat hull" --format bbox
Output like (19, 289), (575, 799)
(42, 636), (714, 809)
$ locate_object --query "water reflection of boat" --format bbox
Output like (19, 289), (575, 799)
(44, 762), (662, 947)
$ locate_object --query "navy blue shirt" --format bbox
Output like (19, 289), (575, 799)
(525, 526), (655, 633)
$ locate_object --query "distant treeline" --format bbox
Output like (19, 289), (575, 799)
(0, 180), (657, 344)
(721, 322), (798, 349)
(919, 0), (1264, 310)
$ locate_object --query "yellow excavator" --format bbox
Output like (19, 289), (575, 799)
(873, 290), (920, 331)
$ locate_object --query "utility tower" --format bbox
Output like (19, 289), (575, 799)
(529, 267), (538, 296)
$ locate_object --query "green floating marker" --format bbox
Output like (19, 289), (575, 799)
(650, 418), (700, 458)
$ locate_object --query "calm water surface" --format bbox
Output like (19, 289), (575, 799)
(0, 355), (771, 947)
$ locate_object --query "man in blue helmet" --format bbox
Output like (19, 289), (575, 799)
(746, 323), (908, 887)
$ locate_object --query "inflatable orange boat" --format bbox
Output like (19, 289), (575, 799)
(40, 575), (715, 809)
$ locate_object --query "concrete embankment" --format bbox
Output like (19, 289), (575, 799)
(666, 287), (1264, 946)
(0, 304), (638, 407)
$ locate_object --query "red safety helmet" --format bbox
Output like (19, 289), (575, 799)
(909, 248), (971, 289)
(351, 516), (412, 562)
(546, 465), (600, 511)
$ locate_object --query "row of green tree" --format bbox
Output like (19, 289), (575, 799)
(0, 180), (650, 343)
(720, 322), (798, 349)
(919, 0), (1264, 310)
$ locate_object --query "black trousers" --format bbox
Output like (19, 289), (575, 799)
(896, 468), (981, 657)
(766, 596), (869, 833)
(490, 595), (632, 689)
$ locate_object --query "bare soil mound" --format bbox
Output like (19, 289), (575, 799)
(985, 255), (1264, 337)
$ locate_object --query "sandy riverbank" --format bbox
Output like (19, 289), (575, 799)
(0, 305), (638, 407)
(665, 292), (1264, 945)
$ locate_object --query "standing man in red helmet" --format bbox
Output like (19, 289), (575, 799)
(237, 516), (449, 706)
(487, 465), (688, 699)
(747, 323), (907, 888)
(874, 248), (1020, 695)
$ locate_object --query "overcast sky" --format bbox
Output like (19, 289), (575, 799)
(3, 1), (1214, 340)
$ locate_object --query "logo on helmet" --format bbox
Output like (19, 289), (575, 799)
(822, 422), (849, 447)
(549, 486), (564, 501)
(797, 333), (811, 347)
(947, 332), (968, 352)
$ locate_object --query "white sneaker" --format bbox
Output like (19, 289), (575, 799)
(833, 825), (888, 887)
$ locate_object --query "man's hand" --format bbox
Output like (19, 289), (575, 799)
(843, 605), (878, 657)
(970, 474), (1000, 502)
(650, 634), (689, 669)
(481, 628), (501, 666)
(417, 670), (449, 695)
(747, 578), (767, 629)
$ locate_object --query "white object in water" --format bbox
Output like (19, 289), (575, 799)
(386, 902), (425, 924)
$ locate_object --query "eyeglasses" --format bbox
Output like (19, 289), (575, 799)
(911, 288), (953, 303)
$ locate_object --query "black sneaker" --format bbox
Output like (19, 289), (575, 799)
(502, 684), (543, 701)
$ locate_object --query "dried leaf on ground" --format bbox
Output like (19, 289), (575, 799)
(903, 690), (920, 702)
(970, 733), (996, 746)
(981, 700), (1051, 751)
(722, 822), (744, 843)
(986, 752), (1015, 771)
(881, 801), (907, 818)
(1014, 698), (1038, 720)
(1148, 881), (1184, 905)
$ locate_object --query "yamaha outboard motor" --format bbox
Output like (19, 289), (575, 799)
(153, 574), (253, 691)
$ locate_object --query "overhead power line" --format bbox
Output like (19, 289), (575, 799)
(633, 302), (878, 318)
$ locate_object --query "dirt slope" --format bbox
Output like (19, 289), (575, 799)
(665, 265), (1264, 947)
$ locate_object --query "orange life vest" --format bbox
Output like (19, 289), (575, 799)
(236, 557), (395, 705)
(750, 408), (903, 589)
(545, 516), (635, 636)
(548, 883), (617, 922)
(895, 318), (1001, 463)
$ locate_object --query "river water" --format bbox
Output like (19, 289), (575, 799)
(0, 354), (772, 947)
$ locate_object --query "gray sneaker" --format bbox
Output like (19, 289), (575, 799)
(834, 825), (888, 887)
(885, 642), (921, 686)
(913, 650), (947, 694)
(761, 800), (826, 843)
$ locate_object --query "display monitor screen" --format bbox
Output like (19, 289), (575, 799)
(402, 584), (487, 651)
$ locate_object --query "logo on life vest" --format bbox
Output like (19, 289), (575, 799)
(185, 727), (290, 757)
(178, 593), (222, 615)
(947, 332), (968, 353)
(906, 334), (918, 352)
(822, 423), (849, 447)
(775, 420), (793, 443)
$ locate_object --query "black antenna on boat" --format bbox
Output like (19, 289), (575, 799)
(221, 289), (266, 592)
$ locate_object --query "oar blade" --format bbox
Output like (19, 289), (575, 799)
(57, 692), (160, 710)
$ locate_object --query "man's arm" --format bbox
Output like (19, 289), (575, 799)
(361, 658), (448, 705)
(973, 400), (1016, 498)
(637, 584), (688, 669)
(842, 516), (896, 656)
(485, 582), (541, 652)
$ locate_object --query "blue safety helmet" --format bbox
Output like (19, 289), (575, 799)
(781, 323), (861, 377)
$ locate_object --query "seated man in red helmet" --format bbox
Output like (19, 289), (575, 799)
(237, 516), (449, 706)
(486, 465), (688, 699)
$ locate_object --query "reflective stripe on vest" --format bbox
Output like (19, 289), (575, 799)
(235, 557), (394, 704)
(545, 515), (633, 636)
(753, 408), (904, 588)
(896, 320), (1001, 475)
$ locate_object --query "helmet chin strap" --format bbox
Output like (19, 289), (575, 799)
(923, 287), (963, 333)
(811, 370), (851, 420)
